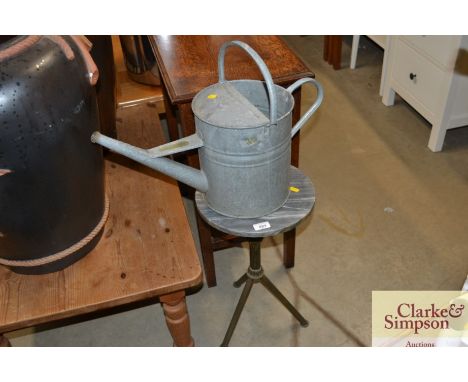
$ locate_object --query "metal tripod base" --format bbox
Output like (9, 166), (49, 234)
(221, 240), (308, 347)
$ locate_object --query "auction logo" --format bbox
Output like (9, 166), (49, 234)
(372, 291), (468, 347)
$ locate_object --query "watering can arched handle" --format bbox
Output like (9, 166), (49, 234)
(287, 78), (324, 138)
(218, 40), (278, 126)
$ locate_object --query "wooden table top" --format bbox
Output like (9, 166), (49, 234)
(0, 105), (203, 333)
(150, 35), (314, 104)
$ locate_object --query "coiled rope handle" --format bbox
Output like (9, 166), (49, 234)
(0, 36), (41, 61)
(218, 40), (277, 126)
(0, 35), (98, 85)
(71, 35), (99, 85)
(0, 196), (109, 268)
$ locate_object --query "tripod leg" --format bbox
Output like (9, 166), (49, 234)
(221, 278), (254, 346)
(260, 275), (309, 327)
(233, 273), (248, 288)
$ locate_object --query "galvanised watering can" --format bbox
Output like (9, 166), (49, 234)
(92, 40), (323, 218)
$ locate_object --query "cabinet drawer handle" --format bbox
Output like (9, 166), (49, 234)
(409, 73), (417, 80)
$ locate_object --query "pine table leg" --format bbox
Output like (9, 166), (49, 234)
(160, 291), (194, 347)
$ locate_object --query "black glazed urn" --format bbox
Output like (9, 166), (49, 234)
(0, 36), (106, 274)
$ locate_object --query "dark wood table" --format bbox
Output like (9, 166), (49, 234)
(0, 104), (203, 347)
(149, 35), (314, 286)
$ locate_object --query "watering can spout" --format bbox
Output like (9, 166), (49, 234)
(91, 132), (209, 193)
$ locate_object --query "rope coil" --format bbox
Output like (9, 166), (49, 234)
(0, 35), (98, 85)
(0, 196), (109, 268)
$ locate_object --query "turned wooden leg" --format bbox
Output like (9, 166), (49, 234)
(0, 334), (11, 347)
(160, 291), (194, 347)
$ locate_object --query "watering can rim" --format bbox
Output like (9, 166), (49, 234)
(191, 79), (295, 130)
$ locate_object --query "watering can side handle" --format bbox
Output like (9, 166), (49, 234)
(287, 78), (324, 138)
(218, 40), (277, 126)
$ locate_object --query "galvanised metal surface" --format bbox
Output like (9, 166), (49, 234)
(92, 40), (323, 218)
(193, 78), (293, 217)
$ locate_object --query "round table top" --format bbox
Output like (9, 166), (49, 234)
(195, 166), (315, 238)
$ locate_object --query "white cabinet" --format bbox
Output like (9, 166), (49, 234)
(381, 36), (468, 152)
